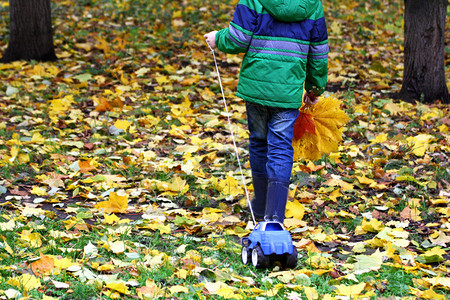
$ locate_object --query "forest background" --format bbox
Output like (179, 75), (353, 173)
(0, 0), (449, 299)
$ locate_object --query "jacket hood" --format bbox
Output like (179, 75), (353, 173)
(259, 0), (320, 22)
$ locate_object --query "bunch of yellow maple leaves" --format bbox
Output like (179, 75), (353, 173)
(293, 95), (350, 161)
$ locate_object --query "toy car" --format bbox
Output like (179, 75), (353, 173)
(241, 221), (298, 268)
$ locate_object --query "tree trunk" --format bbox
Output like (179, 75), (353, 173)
(1, 0), (57, 63)
(399, 0), (449, 104)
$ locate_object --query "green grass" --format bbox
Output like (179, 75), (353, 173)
(356, 266), (422, 297)
(71, 282), (100, 300)
(1, 211), (449, 300)
(435, 166), (450, 183)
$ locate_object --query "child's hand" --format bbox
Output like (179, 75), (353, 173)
(303, 92), (319, 106)
(204, 31), (218, 49)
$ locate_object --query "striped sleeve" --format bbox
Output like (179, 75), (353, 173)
(305, 17), (329, 96)
(215, 1), (257, 54)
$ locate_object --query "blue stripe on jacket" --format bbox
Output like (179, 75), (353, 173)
(233, 4), (328, 43)
(229, 24), (252, 46)
(310, 44), (329, 57)
(251, 38), (309, 53)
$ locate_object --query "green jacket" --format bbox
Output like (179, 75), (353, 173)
(215, 0), (328, 109)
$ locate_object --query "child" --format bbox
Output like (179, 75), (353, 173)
(204, 0), (328, 224)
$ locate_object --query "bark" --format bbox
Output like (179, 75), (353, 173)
(1, 0), (57, 63)
(399, 0), (449, 104)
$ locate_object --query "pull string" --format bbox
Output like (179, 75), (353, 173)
(207, 44), (255, 225)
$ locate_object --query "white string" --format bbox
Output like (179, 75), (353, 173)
(207, 44), (255, 225)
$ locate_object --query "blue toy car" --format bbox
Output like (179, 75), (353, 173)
(241, 221), (298, 268)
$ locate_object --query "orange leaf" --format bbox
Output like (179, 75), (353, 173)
(293, 111), (316, 140)
(79, 160), (96, 173)
(93, 96), (124, 112)
(30, 253), (55, 277)
(94, 97), (113, 112)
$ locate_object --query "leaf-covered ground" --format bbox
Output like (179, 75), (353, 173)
(0, 0), (449, 299)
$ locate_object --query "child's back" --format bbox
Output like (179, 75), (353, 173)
(213, 0), (328, 109)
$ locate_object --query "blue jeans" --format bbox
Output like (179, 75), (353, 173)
(246, 101), (299, 182)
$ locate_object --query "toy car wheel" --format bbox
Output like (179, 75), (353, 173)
(241, 246), (251, 265)
(252, 245), (269, 268)
(283, 246), (298, 269)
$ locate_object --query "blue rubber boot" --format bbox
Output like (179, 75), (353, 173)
(264, 179), (290, 224)
(250, 172), (268, 221)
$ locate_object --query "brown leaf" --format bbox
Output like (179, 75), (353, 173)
(10, 187), (29, 196)
(84, 143), (95, 150)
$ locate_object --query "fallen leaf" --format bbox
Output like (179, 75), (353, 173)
(30, 253), (55, 276)
(95, 191), (129, 214)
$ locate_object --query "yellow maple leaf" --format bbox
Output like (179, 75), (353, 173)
(53, 257), (77, 270)
(95, 37), (110, 53)
(175, 269), (188, 279)
(417, 247), (446, 264)
(218, 175), (243, 197)
(285, 200), (305, 220)
(413, 288), (446, 300)
(165, 177), (189, 195)
(334, 282), (366, 297)
(356, 174), (376, 186)
(304, 286), (319, 300)
(31, 132), (46, 144)
(20, 230), (42, 248)
(324, 177), (354, 191)
(104, 214), (121, 225)
(31, 186), (47, 196)
(169, 285), (189, 294)
(148, 222), (171, 234)
(201, 87), (216, 102)
(355, 218), (384, 235)
(7, 145), (19, 162)
(106, 282), (130, 295)
(363, 218), (384, 232)
(406, 134), (435, 157)
(424, 277), (450, 289)
(156, 75), (170, 85)
(95, 191), (129, 214)
(438, 124), (448, 133)
(7, 273), (41, 291)
(93, 263), (116, 271)
(383, 101), (414, 116)
(64, 217), (89, 232)
(293, 96), (349, 161)
(371, 133), (388, 144)
(49, 95), (74, 116)
(353, 250), (383, 274)
(306, 254), (333, 269)
(114, 120), (131, 131)
(216, 283), (243, 299)
(420, 107), (443, 121)
(108, 241), (126, 254)
(21, 207), (46, 217)
(28, 64), (46, 77)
